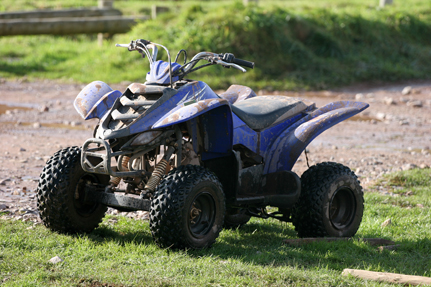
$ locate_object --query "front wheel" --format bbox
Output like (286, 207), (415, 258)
(149, 165), (225, 249)
(37, 147), (109, 233)
(291, 162), (364, 238)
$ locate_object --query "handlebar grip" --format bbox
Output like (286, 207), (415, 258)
(233, 58), (254, 69)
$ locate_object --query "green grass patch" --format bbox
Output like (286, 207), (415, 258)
(0, 1), (431, 90)
(1, 168), (431, 286)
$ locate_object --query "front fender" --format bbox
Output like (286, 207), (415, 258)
(265, 101), (369, 173)
(152, 98), (230, 129)
(74, 81), (121, 120)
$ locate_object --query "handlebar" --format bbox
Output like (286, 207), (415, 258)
(115, 39), (255, 80)
(232, 57), (254, 69)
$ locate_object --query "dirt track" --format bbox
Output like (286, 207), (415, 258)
(0, 79), (430, 219)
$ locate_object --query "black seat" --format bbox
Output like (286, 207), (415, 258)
(231, 96), (314, 130)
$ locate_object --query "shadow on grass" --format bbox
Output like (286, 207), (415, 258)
(82, 225), (154, 246)
(196, 222), (431, 276)
(74, 216), (431, 276)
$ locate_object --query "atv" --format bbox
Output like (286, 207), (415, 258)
(37, 39), (368, 249)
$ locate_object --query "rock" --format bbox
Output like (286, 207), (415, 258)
(0, 204), (8, 210)
(407, 100), (423, 108)
(383, 97), (396, 105)
(402, 163), (417, 171)
(33, 123), (41, 128)
(38, 105), (49, 112)
(405, 191), (414, 196)
(0, 178), (11, 185)
(366, 93), (375, 98)
(419, 163), (429, 169)
(381, 218), (392, 227)
(376, 113), (386, 120)
(401, 86), (412, 95)
(49, 256), (64, 264)
(399, 120), (409, 126)
(19, 148), (26, 152)
(355, 93), (364, 100)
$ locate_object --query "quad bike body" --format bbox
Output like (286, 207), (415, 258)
(37, 39), (369, 249)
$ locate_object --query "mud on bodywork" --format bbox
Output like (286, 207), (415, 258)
(264, 101), (369, 173)
(153, 98), (230, 129)
(74, 81), (121, 120)
(218, 84), (257, 104)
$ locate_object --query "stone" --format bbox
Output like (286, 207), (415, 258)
(49, 256), (64, 264)
(402, 163), (417, 171)
(419, 163), (429, 169)
(401, 86), (412, 95)
(0, 178), (11, 185)
(33, 123), (41, 128)
(39, 105), (49, 112)
(19, 148), (26, 152)
(355, 93), (364, 100)
(383, 97), (396, 105)
(376, 113), (386, 120)
(0, 204), (8, 210)
(407, 100), (423, 108)
(399, 120), (409, 126)
(381, 218), (392, 227)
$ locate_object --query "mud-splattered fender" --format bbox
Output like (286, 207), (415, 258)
(153, 98), (233, 161)
(152, 98), (230, 129)
(74, 81), (121, 120)
(264, 101), (369, 173)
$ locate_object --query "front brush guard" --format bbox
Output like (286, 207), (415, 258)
(81, 138), (143, 177)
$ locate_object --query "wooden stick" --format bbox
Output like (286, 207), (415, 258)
(283, 237), (395, 246)
(342, 269), (431, 286)
(377, 244), (400, 252)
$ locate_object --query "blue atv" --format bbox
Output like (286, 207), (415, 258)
(37, 39), (369, 249)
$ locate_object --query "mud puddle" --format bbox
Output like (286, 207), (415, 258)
(0, 103), (33, 115)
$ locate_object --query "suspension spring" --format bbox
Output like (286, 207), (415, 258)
(144, 159), (168, 192)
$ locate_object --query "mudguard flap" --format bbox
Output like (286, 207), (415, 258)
(74, 81), (121, 120)
(152, 98), (230, 129)
(264, 101), (369, 173)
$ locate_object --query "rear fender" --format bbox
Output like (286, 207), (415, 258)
(153, 98), (233, 161)
(74, 81), (122, 120)
(264, 101), (369, 173)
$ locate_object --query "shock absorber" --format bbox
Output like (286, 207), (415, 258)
(108, 156), (131, 188)
(141, 146), (175, 198)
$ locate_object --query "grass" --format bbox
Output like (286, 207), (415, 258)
(1, 1), (431, 90)
(1, 168), (431, 286)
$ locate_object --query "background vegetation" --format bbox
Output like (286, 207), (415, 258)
(1, 168), (431, 286)
(1, 0), (431, 90)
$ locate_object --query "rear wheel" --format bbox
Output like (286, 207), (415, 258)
(37, 147), (108, 233)
(150, 165), (225, 249)
(292, 162), (364, 237)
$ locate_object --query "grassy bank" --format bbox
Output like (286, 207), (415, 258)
(0, 1), (431, 90)
(1, 168), (431, 286)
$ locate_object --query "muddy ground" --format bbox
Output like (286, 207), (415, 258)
(0, 79), (430, 221)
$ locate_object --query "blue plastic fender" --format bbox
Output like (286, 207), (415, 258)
(264, 101), (369, 173)
(152, 98), (233, 160)
(74, 81), (121, 120)
(152, 98), (230, 129)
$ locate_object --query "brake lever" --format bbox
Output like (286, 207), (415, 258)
(214, 59), (247, 73)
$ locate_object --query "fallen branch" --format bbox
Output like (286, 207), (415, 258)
(283, 237), (395, 246)
(342, 269), (431, 286)
(377, 244), (401, 252)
